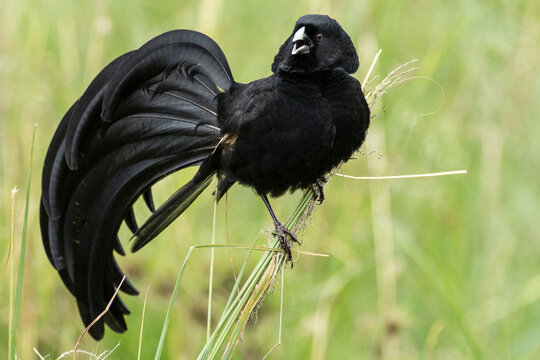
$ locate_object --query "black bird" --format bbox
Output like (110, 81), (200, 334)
(41, 14), (370, 339)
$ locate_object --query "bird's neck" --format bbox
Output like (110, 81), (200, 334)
(275, 71), (329, 95)
(277, 70), (328, 83)
(275, 70), (349, 101)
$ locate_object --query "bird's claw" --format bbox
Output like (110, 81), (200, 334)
(273, 221), (300, 266)
(310, 176), (327, 204)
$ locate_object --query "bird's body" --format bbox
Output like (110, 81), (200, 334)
(40, 14), (370, 339)
(217, 70), (367, 197)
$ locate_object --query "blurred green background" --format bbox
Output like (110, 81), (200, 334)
(1, 0), (539, 358)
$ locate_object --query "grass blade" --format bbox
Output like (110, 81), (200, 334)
(138, 285), (151, 360)
(154, 245), (196, 360)
(207, 198), (218, 340)
(9, 124), (37, 360)
(8, 187), (17, 360)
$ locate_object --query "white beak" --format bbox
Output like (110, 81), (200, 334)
(291, 26), (311, 55)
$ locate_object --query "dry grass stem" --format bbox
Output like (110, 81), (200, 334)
(138, 285), (151, 360)
(222, 254), (281, 356)
(364, 59), (420, 108)
(73, 276), (126, 359)
(335, 170), (468, 180)
(261, 269), (285, 360)
(2, 188), (18, 281)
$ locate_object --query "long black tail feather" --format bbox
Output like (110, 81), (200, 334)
(40, 30), (233, 339)
(131, 163), (215, 252)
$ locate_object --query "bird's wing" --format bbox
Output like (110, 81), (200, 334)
(40, 30), (233, 339)
(218, 76), (275, 135)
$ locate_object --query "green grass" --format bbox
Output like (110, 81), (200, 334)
(1, 0), (540, 359)
(8, 125), (35, 360)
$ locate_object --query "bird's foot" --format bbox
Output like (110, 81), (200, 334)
(310, 176), (328, 204)
(273, 221), (300, 266)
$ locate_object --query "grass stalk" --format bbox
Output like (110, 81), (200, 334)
(201, 191), (314, 359)
(261, 269), (284, 359)
(9, 124), (37, 360)
(8, 187), (17, 360)
(138, 285), (151, 360)
(73, 276), (126, 359)
(155, 237), (264, 360)
(207, 199), (218, 340)
(335, 170), (467, 180)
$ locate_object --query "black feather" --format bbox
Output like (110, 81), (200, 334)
(123, 206), (139, 234)
(41, 29), (232, 339)
(42, 104), (73, 217)
(132, 165), (215, 252)
(102, 30), (233, 123)
(143, 189), (156, 212)
(113, 236), (126, 256)
(64, 52), (134, 170)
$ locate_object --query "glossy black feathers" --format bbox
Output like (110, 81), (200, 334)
(41, 30), (232, 339)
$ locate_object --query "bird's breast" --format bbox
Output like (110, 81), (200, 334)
(220, 91), (337, 196)
(217, 72), (369, 197)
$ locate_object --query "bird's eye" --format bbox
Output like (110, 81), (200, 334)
(315, 33), (323, 41)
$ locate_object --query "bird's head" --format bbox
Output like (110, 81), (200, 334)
(271, 14), (359, 75)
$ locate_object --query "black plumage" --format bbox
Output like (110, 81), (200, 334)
(41, 14), (370, 339)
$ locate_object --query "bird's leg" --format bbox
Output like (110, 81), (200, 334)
(310, 176), (328, 204)
(261, 195), (300, 264)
